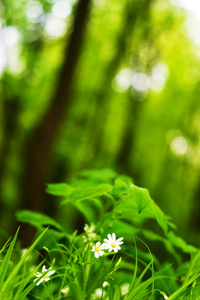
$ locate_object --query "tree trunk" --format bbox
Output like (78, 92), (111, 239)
(88, 0), (140, 158)
(18, 0), (92, 244)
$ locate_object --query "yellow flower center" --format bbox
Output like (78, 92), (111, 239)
(43, 274), (48, 279)
(111, 243), (116, 248)
(95, 246), (100, 252)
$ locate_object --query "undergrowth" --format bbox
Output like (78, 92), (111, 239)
(0, 169), (199, 299)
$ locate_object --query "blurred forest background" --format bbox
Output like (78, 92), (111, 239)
(0, 0), (200, 246)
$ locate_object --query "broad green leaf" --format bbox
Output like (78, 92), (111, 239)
(145, 201), (168, 234)
(130, 184), (152, 214)
(16, 210), (64, 232)
(74, 198), (104, 223)
(61, 184), (112, 205)
(111, 178), (130, 195)
(167, 231), (197, 254)
(46, 183), (74, 196)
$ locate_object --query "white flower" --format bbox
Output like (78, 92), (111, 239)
(21, 248), (28, 257)
(83, 223), (96, 242)
(21, 248), (30, 261)
(91, 241), (105, 258)
(121, 283), (130, 295)
(103, 233), (124, 253)
(34, 265), (55, 286)
(61, 286), (70, 295)
(84, 223), (95, 232)
(92, 288), (103, 299)
(102, 281), (109, 287)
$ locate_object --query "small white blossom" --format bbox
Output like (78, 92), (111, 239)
(91, 241), (105, 258)
(103, 233), (124, 253)
(34, 265), (55, 286)
(91, 288), (103, 299)
(21, 248), (28, 257)
(61, 286), (70, 295)
(83, 223), (97, 242)
(84, 223), (95, 232)
(121, 283), (130, 295)
(102, 281), (109, 287)
(21, 248), (30, 261)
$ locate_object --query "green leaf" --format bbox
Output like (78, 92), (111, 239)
(0, 228), (48, 298)
(0, 228), (19, 291)
(111, 178), (130, 195)
(167, 231), (197, 254)
(145, 201), (169, 234)
(125, 268), (170, 300)
(74, 198), (104, 223)
(16, 210), (64, 232)
(130, 184), (152, 214)
(46, 183), (74, 196)
(114, 257), (122, 271)
(61, 184), (112, 205)
(13, 263), (44, 300)
(80, 168), (118, 183)
(69, 283), (84, 300)
(113, 284), (121, 300)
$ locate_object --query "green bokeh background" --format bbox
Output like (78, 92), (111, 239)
(0, 0), (200, 246)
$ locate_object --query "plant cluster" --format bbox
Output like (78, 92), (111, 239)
(0, 169), (200, 299)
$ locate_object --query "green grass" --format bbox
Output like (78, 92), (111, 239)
(1, 169), (199, 299)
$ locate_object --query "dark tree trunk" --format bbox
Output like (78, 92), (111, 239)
(89, 0), (154, 164)
(88, 0), (140, 158)
(0, 96), (21, 229)
(116, 94), (142, 179)
(115, 0), (154, 179)
(18, 0), (92, 244)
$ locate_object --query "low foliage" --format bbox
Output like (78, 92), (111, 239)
(0, 169), (199, 299)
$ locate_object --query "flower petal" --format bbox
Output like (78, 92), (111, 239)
(107, 234), (112, 240)
(48, 270), (55, 276)
(112, 233), (116, 240)
(117, 241), (124, 245)
(117, 237), (124, 242)
(36, 278), (44, 286)
(103, 239), (110, 244)
(42, 265), (47, 272)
